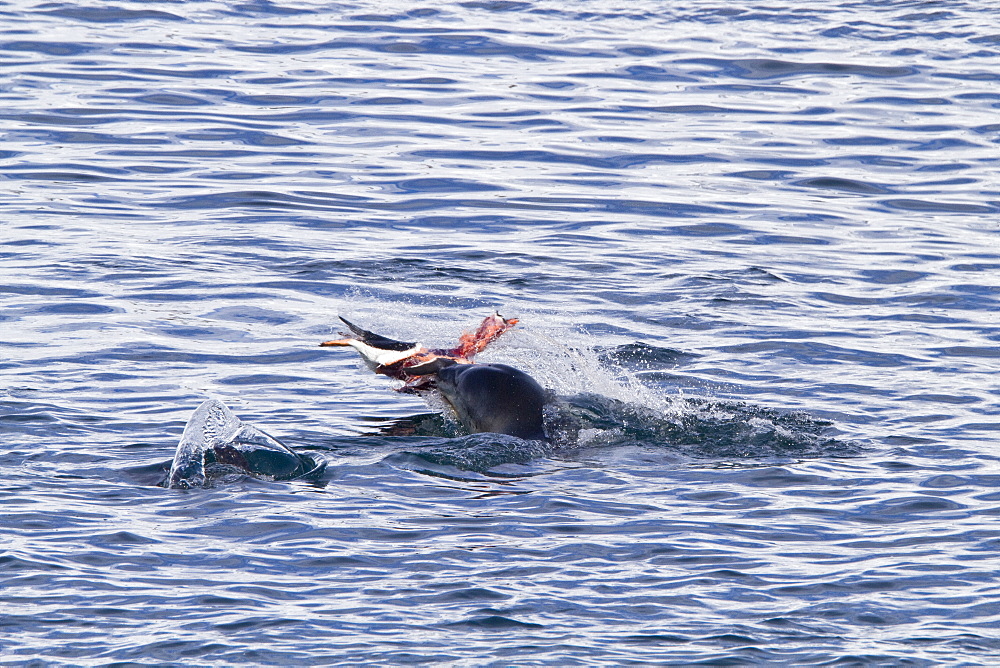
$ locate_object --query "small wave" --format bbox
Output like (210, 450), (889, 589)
(679, 58), (917, 80)
(794, 177), (893, 194)
(881, 199), (997, 214)
(41, 7), (185, 23)
(392, 432), (554, 473)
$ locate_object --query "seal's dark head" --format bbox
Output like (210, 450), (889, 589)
(432, 362), (547, 441)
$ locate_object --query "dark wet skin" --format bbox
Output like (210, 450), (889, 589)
(205, 441), (318, 480)
(434, 363), (548, 441)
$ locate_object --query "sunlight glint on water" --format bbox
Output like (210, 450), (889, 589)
(1, 0), (999, 664)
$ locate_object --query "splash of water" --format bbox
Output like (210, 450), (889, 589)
(327, 299), (856, 460)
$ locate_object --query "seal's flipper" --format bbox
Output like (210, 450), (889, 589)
(338, 316), (417, 352)
(168, 399), (235, 488)
(167, 400), (321, 488)
(208, 422), (322, 481)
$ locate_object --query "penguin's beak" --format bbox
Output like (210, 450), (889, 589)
(319, 338), (352, 347)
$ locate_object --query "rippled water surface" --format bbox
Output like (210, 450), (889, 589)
(3, 0), (1000, 664)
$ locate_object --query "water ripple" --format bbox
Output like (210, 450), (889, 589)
(2, 0), (1000, 664)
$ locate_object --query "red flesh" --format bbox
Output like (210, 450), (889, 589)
(376, 313), (519, 390)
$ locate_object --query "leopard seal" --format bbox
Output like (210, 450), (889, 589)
(321, 314), (547, 440)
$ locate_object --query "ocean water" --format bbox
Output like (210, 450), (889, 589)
(2, 0), (999, 664)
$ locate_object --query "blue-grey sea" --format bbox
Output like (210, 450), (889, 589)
(2, 0), (999, 665)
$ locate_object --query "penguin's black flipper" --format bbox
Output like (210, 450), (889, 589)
(339, 316), (417, 352)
